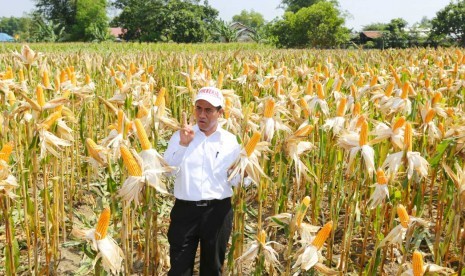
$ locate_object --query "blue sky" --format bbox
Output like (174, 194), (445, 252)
(0, 0), (453, 31)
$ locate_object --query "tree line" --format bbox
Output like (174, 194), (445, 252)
(1, 0), (464, 48)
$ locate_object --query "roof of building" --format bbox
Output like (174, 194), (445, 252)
(109, 28), (125, 37)
(361, 31), (383, 39)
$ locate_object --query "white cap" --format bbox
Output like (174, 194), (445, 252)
(195, 87), (224, 107)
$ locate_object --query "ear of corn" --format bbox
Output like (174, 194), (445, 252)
(264, 98), (275, 119)
(432, 91), (442, 105)
(316, 82), (325, 99)
(0, 142), (14, 162)
(306, 80), (313, 95)
(117, 109), (124, 134)
(295, 196), (311, 228)
(36, 85), (46, 107)
(19, 69), (24, 82)
(42, 70), (50, 88)
(217, 71), (224, 89)
(393, 116), (405, 131)
(42, 110), (62, 130)
(257, 230), (266, 245)
(370, 75), (378, 87)
(336, 97), (347, 117)
(401, 82), (409, 99)
(86, 138), (105, 165)
(376, 168), (387, 185)
(94, 208), (111, 240)
(397, 204), (410, 228)
(154, 87), (166, 107)
(404, 122), (412, 152)
(359, 119), (368, 146)
(120, 144), (143, 176)
(134, 119), (151, 150)
(294, 125), (313, 137)
(425, 109), (436, 123)
(412, 251), (424, 276)
(385, 82), (394, 97)
(353, 102), (361, 115)
(312, 221), (333, 249)
(245, 132), (261, 157)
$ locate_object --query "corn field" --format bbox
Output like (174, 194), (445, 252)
(0, 42), (465, 275)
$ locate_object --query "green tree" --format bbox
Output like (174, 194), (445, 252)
(270, 1), (349, 48)
(430, 0), (465, 46)
(112, 0), (218, 43)
(34, 0), (77, 32)
(232, 10), (265, 29)
(73, 0), (109, 41)
(279, 0), (323, 13)
(362, 23), (388, 31)
(384, 18), (408, 48)
(0, 16), (33, 40)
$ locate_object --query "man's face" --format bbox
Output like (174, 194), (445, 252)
(194, 99), (222, 135)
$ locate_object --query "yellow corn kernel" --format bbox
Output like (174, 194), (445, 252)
(0, 142), (14, 162)
(389, 65), (401, 86)
(432, 91), (442, 105)
(401, 82), (409, 99)
(397, 204), (410, 228)
(353, 102), (361, 116)
(134, 119), (151, 150)
(299, 98), (310, 117)
(115, 77), (124, 90)
(263, 98), (275, 119)
(41, 110), (62, 130)
(245, 132), (261, 157)
(392, 116), (405, 132)
(323, 65), (329, 78)
(7, 91), (16, 106)
(359, 119), (368, 146)
(116, 64), (125, 72)
(86, 138), (105, 165)
(274, 80), (280, 95)
(349, 65), (356, 76)
(137, 105), (149, 119)
(312, 221), (333, 249)
(370, 75), (378, 87)
(425, 78), (430, 89)
(94, 208), (111, 240)
(130, 62), (136, 74)
(186, 76), (193, 92)
(42, 70), (50, 88)
(217, 71), (224, 89)
(412, 251), (424, 276)
(404, 122), (412, 152)
(376, 168), (387, 185)
(242, 62), (249, 75)
(120, 145), (143, 176)
(189, 62), (195, 77)
(424, 109), (435, 124)
(146, 65), (153, 74)
(356, 76), (365, 87)
(60, 69), (67, 83)
(54, 74), (60, 92)
(154, 87), (166, 107)
(109, 67), (116, 77)
(336, 97), (347, 117)
(438, 122), (445, 137)
(294, 125), (313, 137)
(224, 97), (232, 119)
(85, 74), (91, 85)
(385, 82), (394, 97)
(295, 196), (310, 228)
(316, 82), (325, 99)
(36, 85), (46, 107)
(305, 80), (313, 95)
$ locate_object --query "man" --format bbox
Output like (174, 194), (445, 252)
(164, 87), (241, 275)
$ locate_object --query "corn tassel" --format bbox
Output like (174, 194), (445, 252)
(312, 221), (333, 249)
(397, 204), (410, 228)
(245, 132), (261, 157)
(134, 119), (151, 150)
(120, 145), (143, 176)
(94, 208), (111, 240)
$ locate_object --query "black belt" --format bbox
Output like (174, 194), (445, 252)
(176, 197), (230, 207)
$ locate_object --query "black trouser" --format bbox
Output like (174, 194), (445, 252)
(168, 197), (233, 276)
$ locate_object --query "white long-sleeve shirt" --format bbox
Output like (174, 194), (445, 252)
(164, 125), (241, 201)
